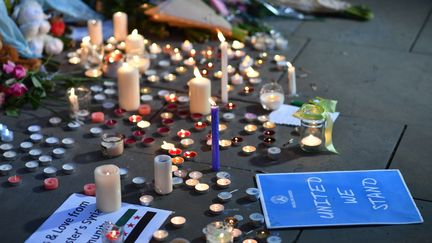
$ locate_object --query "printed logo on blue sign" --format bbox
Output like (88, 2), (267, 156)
(256, 170), (423, 229)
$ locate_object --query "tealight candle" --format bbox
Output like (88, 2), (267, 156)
(216, 178), (231, 188)
(160, 112), (173, 119)
(232, 228), (242, 240)
(137, 120), (151, 130)
(273, 54), (286, 62)
(152, 230), (169, 241)
(140, 87), (152, 94)
(166, 103), (178, 111)
(25, 161), (39, 172)
(255, 229), (271, 241)
(183, 150), (197, 160)
(104, 119), (118, 129)
(140, 195), (154, 206)
(0, 143), (13, 151)
(224, 102), (236, 111)
(114, 108), (126, 117)
(90, 127), (103, 137)
(189, 171), (203, 180)
(209, 203), (224, 215)
(175, 66), (187, 74)
(249, 213), (265, 227)
(149, 43), (162, 54)
(191, 113), (203, 121)
(84, 183), (96, 196)
(185, 178), (199, 187)
(244, 124), (257, 134)
(263, 137), (276, 146)
(69, 56), (81, 64)
(234, 50), (245, 58)
(231, 40), (245, 49)
(219, 124), (227, 133)
(62, 163), (75, 174)
(195, 183), (209, 193)
(222, 113), (235, 122)
(242, 86), (254, 95)
(3, 150), (17, 160)
(67, 121), (81, 130)
(171, 216), (186, 228)
(231, 73), (244, 85)
(243, 239), (258, 243)
(268, 146), (281, 160)
(128, 115), (142, 124)
(172, 165), (179, 172)
(163, 44), (172, 54)
(242, 145), (256, 156)
(138, 104), (152, 116)
(263, 121), (276, 129)
(91, 112), (105, 123)
(194, 121), (207, 131)
(180, 138), (194, 148)
(38, 155), (53, 166)
(124, 137), (136, 147)
(177, 110), (189, 119)
(213, 70), (222, 79)
(161, 118), (174, 126)
(141, 94), (153, 103)
(44, 177), (59, 190)
(267, 236), (283, 243)
(1, 129), (13, 142)
(246, 188), (260, 201)
(142, 137), (155, 147)
(170, 53), (183, 63)
(257, 115), (269, 123)
(163, 73), (177, 82)
(119, 168), (128, 179)
(132, 130), (146, 140)
(8, 175), (22, 186)
(216, 171), (231, 180)
(147, 74), (160, 83)
(132, 176), (146, 188)
(43, 166), (57, 177)
(93, 93), (106, 103)
(20, 141), (33, 151)
(173, 169), (188, 178)
(219, 139), (232, 149)
(177, 129), (191, 138)
(28, 148), (42, 159)
(52, 147), (66, 158)
(171, 156), (184, 166)
(249, 77), (262, 85)
(231, 137), (243, 146)
(158, 60), (170, 68)
(0, 164), (12, 175)
(104, 88), (117, 97)
(27, 125), (41, 133)
(245, 67), (260, 79)
(217, 191), (233, 203)
(160, 141), (175, 151)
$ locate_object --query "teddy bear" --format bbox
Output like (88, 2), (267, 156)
(12, 0), (63, 56)
(0, 34), (41, 71)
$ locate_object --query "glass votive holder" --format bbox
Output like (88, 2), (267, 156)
(205, 221), (233, 243)
(101, 133), (124, 157)
(102, 221), (124, 243)
(259, 82), (285, 111)
(67, 87), (91, 120)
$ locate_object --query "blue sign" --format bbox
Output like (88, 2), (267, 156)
(256, 170), (423, 229)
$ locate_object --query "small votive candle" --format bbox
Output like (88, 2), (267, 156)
(173, 169), (188, 178)
(137, 120), (151, 130)
(147, 74), (160, 83)
(242, 145), (256, 156)
(216, 178), (231, 188)
(263, 121), (276, 129)
(175, 66), (187, 74)
(160, 141), (175, 151)
(138, 104), (152, 116)
(157, 127), (171, 136)
(189, 171), (203, 180)
(114, 108), (126, 117)
(132, 130), (145, 140)
(62, 163), (76, 174)
(177, 110), (189, 119)
(90, 127), (103, 137)
(163, 73), (177, 82)
(231, 73), (244, 85)
(104, 119), (118, 129)
(161, 118), (174, 126)
(244, 113), (257, 122)
(61, 138), (75, 148)
(263, 130), (276, 137)
(171, 156), (184, 166)
(84, 183), (96, 196)
(169, 148), (182, 156)
(25, 161), (38, 172)
(242, 86), (254, 95)
(29, 134), (43, 144)
(231, 136), (243, 146)
(246, 188), (260, 201)
(249, 213), (265, 227)
(185, 178), (199, 188)
(91, 112), (105, 123)
(209, 203), (224, 215)
(8, 175), (21, 186)
(140, 195), (154, 206)
(129, 115), (142, 124)
(213, 70), (222, 79)
(124, 137), (136, 147)
(142, 137), (156, 147)
(191, 113), (203, 121)
(219, 124), (227, 133)
(0, 164), (12, 175)
(43, 166), (57, 177)
(177, 129), (191, 138)
(44, 177), (59, 190)
(222, 113), (235, 122)
(244, 124), (257, 134)
(183, 151), (197, 160)
(49, 116), (62, 126)
(273, 54), (286, 62)
(153, 230), (169, 241)
(180, 138), (194, 148)
(194, 121), (207, 131)
(224, 102), (236, 111)
(217, 191), (233, 203)
(268, 146), (281, 160)
(195, 183), (209, 193)
(263, 137), (276, 146)
(132, 176), (146, 188)
(171, 216), (186, 228)
(160, 112), (174, 119)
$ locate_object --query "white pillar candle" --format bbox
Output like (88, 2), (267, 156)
(117, 63), (140, 111)
(87, 19), (103, 45)
(218, 31), (228, 103)
(113, 12), (128, 41)
(189, 67), (211, 115)
(287, 62), (297, 96)
(68, 88), (79, 114)
(94, 164), (121, 212)
(127, 54), (150, 74)
(154, 155), (172, 195)
(125, 29), (145, 55)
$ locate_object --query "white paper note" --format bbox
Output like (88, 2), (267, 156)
(269, 104), (339, 126)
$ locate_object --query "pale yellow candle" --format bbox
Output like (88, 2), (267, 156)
(87, 19), (103, 45)
(117, 63), (140, 111)
(189, 67), (211, 114)
(125, 29), (145, 55)
(113, 12), (128, 41)
(94, 164), (121, 212)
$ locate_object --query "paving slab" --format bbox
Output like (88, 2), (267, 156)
(297, 199), (431, 243)
(412, 13), (432, 55)
(279, 40), (432, 124)
(390, 124), (432, 201)
(293, 0), (431, 51)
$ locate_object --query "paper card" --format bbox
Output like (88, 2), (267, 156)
(256, 170), (423, 229)
(25, 193), (172, 243)
(269, 104), (339, 126)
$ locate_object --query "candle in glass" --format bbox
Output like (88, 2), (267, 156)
(154, 154), (172, 195)
(209, 98), (220, 171)
(94, 164), (121, 212)
(217, 30), (228, 104)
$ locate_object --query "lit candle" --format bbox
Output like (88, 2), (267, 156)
(260, 92), (285, 111)
(140, 195), (154, 206)
(113, 12), (128, 41)
(244, 124), (257, 134)
(138, 104), (152, 116)
(210, 98), (220, 171)
(219, 139), (232, 149)
(194, 121), (207, 131)
(183, 57), (196, 66)
(245, 67), (260, 78)
(171, 216), (186, 228)
(168, 148), (182, 156)
(137, 120), (151, 130)
(209, 203), (224, 215)
(154, 154), (173, 195)
(94, 164), (121, 212)
(231, 40), (245, 49)
(153, 230), (169, 241)
(125, 29), (145, 55)
(263, 121), (276, 129)
(180, 138), (194, 148)
(242, 145), (256, 156)
(127, 54), (150, 74)
(171, 156), (184, 166)
(218, 30), (228, 103)
(117, 63), (140, 111)
(149, 43), (162, 54)
(231, 73), (244, 85)
(216, 178), (231, 188)
(189, 67), (211, 115)
(185, 178), (199, 187)
(177, 129), (191, 138)
(183, 150), (197, 160)
(287, 62), (297, 96)
(171, 53), (183, 63)
(68, 88), (79, 117)
(195, 183), (209, 193)
(161, 141), (175, 151)
(181, 40), (193, 52)
(301, 134), (322, 147)
(87, 19), (103, 45)
(128, 115), (142, 123)
(242, 86), (254, 95)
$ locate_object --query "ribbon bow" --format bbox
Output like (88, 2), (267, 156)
(293, 97), (338, 154)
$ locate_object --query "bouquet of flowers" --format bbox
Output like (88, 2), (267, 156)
(0, 60), (54, 116)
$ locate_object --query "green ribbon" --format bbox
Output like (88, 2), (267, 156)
(293, 97), (338, 154)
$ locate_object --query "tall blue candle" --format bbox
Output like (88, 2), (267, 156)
(210, 98), (220, 171)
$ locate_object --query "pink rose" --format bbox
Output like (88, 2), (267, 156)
(2, 61), (15, 74)
(13, 65), (27, 79)
(8, 83), (28, 97)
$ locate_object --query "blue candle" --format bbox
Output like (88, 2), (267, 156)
(210, 99), (220, 171)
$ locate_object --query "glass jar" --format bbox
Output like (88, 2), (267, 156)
(205, 221), (233, 243)
(67, 87), (91, 120)
(259, 82), (285, 110)
(101, 133), (124, 157)
(102, 221), (124, 243)
(297, 104), (326, 152)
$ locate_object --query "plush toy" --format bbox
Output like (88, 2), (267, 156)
(12, 0), (63, 56)
(0, 35), (41, 71)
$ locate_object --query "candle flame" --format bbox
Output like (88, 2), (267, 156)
(163, 141), (167, 145)
(217, 29), (225, 42)
(209, 98), (217, 106)
(132, 29), (138, 35)
(193, 67), (202, 79)
(287, 62), (293, 68)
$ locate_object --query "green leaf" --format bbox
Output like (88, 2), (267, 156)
(31, 76), (43, 88)
(344, 5), (374, 21)
(5, 108), (19, 117)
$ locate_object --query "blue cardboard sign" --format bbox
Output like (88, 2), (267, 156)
(256, 170), (423, 229)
